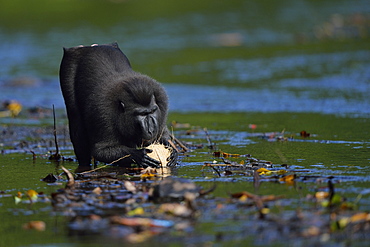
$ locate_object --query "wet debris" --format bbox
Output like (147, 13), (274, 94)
(4, 117), (370, 245)
(42, 173), (58, 183)
(0, 100), (22, 117)
(50, 170), (200, 242)
(149, 177), (200, 202)
(47, 166), (370, 245)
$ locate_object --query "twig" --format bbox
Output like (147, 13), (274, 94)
(61, 166), (75, 188)
(53, 105), (59, 155)
(49, 105), (61, 161)
(253, 170), (261, 192)
(79, 154), (131, 174)
(202, 163), (221, 177)
(170, 134), (189, 152)
(168, 139), (180, 153)
(204, 128), (214, 149)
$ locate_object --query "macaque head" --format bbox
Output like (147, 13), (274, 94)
(115, 75), (167, 147)
(120, 95), (160, 145)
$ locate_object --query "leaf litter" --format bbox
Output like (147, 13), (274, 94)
(1, 117), (370, 245)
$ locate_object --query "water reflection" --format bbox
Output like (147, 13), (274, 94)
(1, 78), (369, 116)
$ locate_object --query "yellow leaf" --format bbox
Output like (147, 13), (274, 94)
(140, 172), (156, 180)
(15, 196), (22, 205)
(260, 207), (270, 215)
(8, 101), (22, 117)
(127, 207), (145, 216)
(279, 174), (296, 183)
(26, 189), (38, 202)
(315, 191), (329, 200)
(239, 194), (248, 202)
(256, 168), (270, 175)
(276, 169), (287, 175)
(16, 191), (22, 198)
(213, 151), (241, 158)
(339, 218), (350, 229)
(257, 168), (287, 176)
(350, 212), (370, 223)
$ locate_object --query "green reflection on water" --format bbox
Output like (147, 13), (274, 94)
(0, 112), (369, 246)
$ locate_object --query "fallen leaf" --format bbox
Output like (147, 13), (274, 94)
(14, 192), (22, 204)
(257, 168), (287, 175)
(300, 130), (310, 138)
(127, 207), (145, 216)
(315, 191), (330, 200)
(159, 203), (193, 217)
(124, 181), (137, 193)
(213, 151), (241, 158)
(1, 100), (22, 117)
(22, 221), (46, 231)
(92, 187), (102, 195)
(350, 212), (370, 223)
(279, 174), (296, 184)
(141, 171), (157, 180)
(26, 189), (38, 202)
(146, 143), (172, 166)
(249, 124), (257, 130)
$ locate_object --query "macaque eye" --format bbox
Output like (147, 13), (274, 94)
(135, 105), (158, 116)
(120, 101), (125, 110)
(151, 105), (158, 114)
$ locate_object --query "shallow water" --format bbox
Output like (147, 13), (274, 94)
(0, 0), (370, 246)
(1, 112), (370, 246)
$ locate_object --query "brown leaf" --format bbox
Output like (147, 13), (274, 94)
(22, 221), (46, 231)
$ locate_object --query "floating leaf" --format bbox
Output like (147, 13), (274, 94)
(22, 221), (46, 231)
(14, 192), (22, 204)
(315, 191), (329, 200)
(231, 191), (283, 203)
(0, 100), (22, 117)
(171, 121), (191, 129)
(146, 143), (172, 167)
(124, 181), (137, 193)
(332, 212), (370, 231)
(26, 189), (38, 203)
(92, 187), (102, 195)
(249, 124), (257, 130)
(260, 207), (270, 215)
(321, 194), (342, 207)
(141, 171), (157, 180)
(127, 207), (145, 216)
(256, 168), (270, 175)
(279, 174), (296, 184)
(350, 212), (370, 223)
(159, 203), (193, 217)
(300, 130), (310, 138)
(257, 168), (287, 175)
(276, 170), (288, 175)
(213, 151), (241, 158)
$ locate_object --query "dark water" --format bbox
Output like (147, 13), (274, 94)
(0, 0), (370, 246)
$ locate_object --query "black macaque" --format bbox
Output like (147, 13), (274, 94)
(59, 43), (176, 168)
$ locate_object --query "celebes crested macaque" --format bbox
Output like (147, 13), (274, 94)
(59, 43), (175, 167)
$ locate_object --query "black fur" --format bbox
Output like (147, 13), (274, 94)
(59, 43), (171, 167)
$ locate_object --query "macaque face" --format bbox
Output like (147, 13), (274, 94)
(119, 95), (160, 146)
